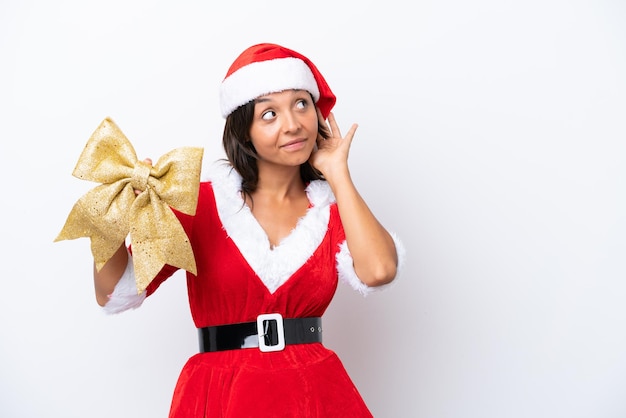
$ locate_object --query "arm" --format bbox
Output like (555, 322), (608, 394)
(94, 242), (129, 306)
(310, 112), (398, 287)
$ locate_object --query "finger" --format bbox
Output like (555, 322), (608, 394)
(345, 123), (358, 143)
(327, 112), (342, 138)
(340, 123), (358, 149)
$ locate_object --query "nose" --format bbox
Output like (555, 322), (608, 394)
(281, 110), (301, 133)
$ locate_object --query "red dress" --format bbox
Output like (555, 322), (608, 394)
(107, 163), (400, 417)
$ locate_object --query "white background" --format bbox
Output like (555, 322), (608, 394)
(1, 1), (625, 417)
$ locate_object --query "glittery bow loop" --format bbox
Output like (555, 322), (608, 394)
(55, 117), (204, 293)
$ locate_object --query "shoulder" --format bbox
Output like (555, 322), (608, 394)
(202, 160), (240, 190)
(198, 160), (245, 217)
(199, 161), (240, 197)
(306, 179), (343, 238)
(305, 179), (335, 208)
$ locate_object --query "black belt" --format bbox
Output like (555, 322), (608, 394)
(198, 314), (322, 353)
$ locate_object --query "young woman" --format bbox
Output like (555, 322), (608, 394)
(94, 43), (405, 417)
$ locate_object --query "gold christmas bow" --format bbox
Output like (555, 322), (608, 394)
(55, 117), (204, 293)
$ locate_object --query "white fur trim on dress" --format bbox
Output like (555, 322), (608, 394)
(208, 162), (332, 294)
(336, 231), (407, 296)
(219, 57), (320, 118)
(102, 251), (146, 314)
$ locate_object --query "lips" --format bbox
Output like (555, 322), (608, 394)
(280, 139), (307, 150)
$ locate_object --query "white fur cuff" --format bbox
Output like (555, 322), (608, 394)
(102, 252), (146, 314)
(336, 231), (406, 296)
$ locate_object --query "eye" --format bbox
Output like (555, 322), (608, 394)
(261, 110), (276, 121)
(295, 98), (308, 110)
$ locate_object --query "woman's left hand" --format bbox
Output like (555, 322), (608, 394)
(309, 111), (358, 179)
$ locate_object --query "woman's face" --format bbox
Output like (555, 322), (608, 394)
(249, 89), (318, 169)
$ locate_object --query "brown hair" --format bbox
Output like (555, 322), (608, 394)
(222, 98), (331, 197)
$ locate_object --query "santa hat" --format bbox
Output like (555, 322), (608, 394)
(219, 43), (336, 119)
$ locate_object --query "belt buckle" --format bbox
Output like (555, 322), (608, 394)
(257, 313), (285, 352)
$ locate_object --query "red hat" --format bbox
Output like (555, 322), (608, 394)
(219, 43), (336, 119)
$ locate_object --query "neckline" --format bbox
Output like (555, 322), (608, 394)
(207, 162), (334, 293)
